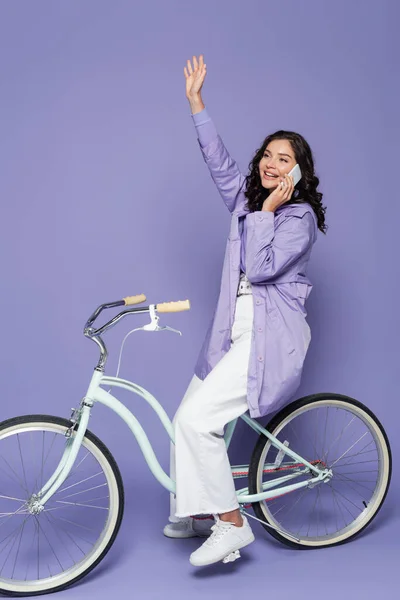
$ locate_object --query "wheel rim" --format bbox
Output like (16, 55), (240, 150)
(255, 400), (390, 546)
(0, 419), (120, 594)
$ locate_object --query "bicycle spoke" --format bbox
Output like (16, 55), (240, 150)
(0, 505), (30, 532)
(332, 441), (376, 469)
(0, 418), (121, 593)
(330, 485), (349, 529)
(31, 435), (70, 496)
(56, 482), (107, 500)
(0, 516), (30, 560)
(36, 518), (40, 581)
(329, 432), (369, 468)
(53, 515), (98, 533)
(24, 520), (38, 581)
(323, 412), (356, 465)
(11, 518), (26, 579)
(40, 432), (58, 476)
(62, 451), (91, 485)
(34, 516), (60, 578)
(293, 489), (314, 536)
(55, 501), (108, 510)
(288, 419), (315, 464)
(335, 468), (378, 476)
(314, 408), (319, 460)
(273, 487), (308, 522)
(325, 482), (360, 515)
(328, 484), (339, 532)
(320, 488), (328, 536)
(255, 399), (389, 547)
(0, 494), (26, 502)
(0, 529), (20, 575)
(56, 472), (103, 495)
(0, 513), (32, 577)
(43, 512), (79, 565)
(47, 512), (95, 548)
(0, 455), (29, 495)
(333, 472), (376, 493)
(333, 456), (378, 468)
(40, 431), (45, 491)
(322, 407), (329, 465)
(306, 489), (319, 537)
(17, 435), (29, 495)
(314, 407), (328, 461)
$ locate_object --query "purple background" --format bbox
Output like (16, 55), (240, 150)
(0, 0), (398, 597)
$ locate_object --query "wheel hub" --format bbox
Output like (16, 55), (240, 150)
(27, 495), (44, 515)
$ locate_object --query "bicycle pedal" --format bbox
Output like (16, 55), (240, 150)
(222, 550), (241, 564)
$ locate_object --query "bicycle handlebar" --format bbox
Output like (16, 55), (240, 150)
(84, 295), (191, 337)
(156, 299), (190, 312)
(123, 294), (147, 306)
(122, 295), (190, 313)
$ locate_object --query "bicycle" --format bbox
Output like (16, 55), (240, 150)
(0, 294), (392, 596)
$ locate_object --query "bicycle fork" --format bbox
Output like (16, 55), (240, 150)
(27, 400), (92, 514)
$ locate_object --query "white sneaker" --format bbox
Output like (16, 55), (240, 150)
(189, 515), (255, 567)
(163, 516), (215, 539)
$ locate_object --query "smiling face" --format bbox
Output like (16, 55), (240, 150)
(259, 139), (297, 190)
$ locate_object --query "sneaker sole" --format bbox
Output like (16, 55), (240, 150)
(189, 532), (255, 567)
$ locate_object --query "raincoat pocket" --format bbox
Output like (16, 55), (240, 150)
(269, 307), (296, 355)
(296, 282), (312, 303)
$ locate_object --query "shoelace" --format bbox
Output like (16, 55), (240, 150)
(205, 520), (235, 547)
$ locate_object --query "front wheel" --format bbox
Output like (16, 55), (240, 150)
(248, 393), (392, 549)
(0, 415), (124, 596)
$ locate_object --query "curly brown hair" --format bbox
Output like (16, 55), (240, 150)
(243, 130), (328, 234)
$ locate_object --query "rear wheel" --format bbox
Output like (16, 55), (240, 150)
(0, 415), (124, 596)
(248, 394), (391, 548)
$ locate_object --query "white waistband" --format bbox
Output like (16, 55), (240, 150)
(237, 272), (252, 296)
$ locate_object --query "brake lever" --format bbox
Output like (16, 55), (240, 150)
(157, 325), (182, 336)
(142, 304), (182, 336)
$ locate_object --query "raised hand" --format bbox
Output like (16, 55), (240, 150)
(184, 55), (207, 100)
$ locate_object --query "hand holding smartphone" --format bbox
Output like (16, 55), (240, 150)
(288, 163), (302, 186)
(261, 163), (302, 212)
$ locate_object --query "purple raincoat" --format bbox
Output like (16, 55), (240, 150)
(192, 108), (318, 419)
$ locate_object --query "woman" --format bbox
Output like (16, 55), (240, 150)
(164, 55), (327, 568)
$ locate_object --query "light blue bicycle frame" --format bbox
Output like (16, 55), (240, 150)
(35, 368), (330, 510)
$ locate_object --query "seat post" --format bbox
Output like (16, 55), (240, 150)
(224, 418), (238, 449)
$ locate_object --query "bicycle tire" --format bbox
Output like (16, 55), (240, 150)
(0, 414), (124, 596)
(248, 393), (392, 549)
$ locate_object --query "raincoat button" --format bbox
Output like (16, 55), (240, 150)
(257, 327), (263, 332)
(258, 356), (263, 361)
(256, 299), (261, 305)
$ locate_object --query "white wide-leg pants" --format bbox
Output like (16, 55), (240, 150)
(168, 293), (254, 521)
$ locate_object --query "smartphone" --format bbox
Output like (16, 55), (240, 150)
(288, 163), (302, 186)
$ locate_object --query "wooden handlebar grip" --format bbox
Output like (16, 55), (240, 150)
(156, 299), (191, 313)
(123, 294), (147, 306)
